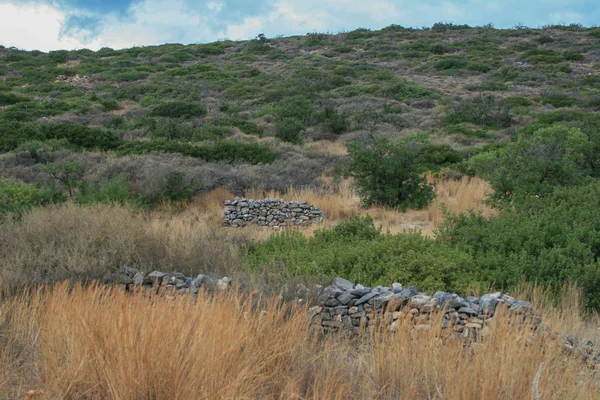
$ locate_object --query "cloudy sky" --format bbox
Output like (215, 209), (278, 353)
(1, 0), (598, 51)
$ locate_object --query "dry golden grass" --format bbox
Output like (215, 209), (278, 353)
(1, 283), (598, 399)
(246, 175), (494, 236)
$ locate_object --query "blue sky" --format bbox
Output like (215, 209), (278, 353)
(0, 0), (598, 51)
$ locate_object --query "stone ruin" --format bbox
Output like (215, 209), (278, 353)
(102, 266), (233, 295)
(309, 277), (539, 340)
(55, 74), (89, 84)
(101, 268), (600, 368)
(223, 197), (323, 228)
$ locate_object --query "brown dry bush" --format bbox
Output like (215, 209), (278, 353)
(0, 283), (598, 399)
(0, 203), (245, 286)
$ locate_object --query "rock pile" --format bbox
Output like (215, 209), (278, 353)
(102, 266), (232, 294)
(55, 74), (89, 84)
(563, 334), (600, 367)
(223, 197), (323, 228)
(309, 277), (540, 340)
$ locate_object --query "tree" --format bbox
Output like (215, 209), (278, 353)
(346, 137), (435, 210)
(42, 161), (86, 199)
(469, 125), (591, 203)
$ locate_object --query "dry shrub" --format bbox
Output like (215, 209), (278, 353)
(0, 283), (598, 399)
(0, 203), (244, 286)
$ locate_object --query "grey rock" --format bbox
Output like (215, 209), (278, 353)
(338, 291), (355, 305)
(350, 287), (371, 297)
(355, 292), (378, 306)
(480, 294), (499, 315)
(400, 286), (418, 298)
(509, 301), (532, 312)
(133, 272), (146, 285)
(458, 307), (477, 316)
(332, 277), (354, 291)
(392, 282), (403, 292)
(148, 271), (167, 283)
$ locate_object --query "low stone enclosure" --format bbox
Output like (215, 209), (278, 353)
(309, 277), (538, 340)
(102, 267), (600, 368)
(222, 197), (323, 228)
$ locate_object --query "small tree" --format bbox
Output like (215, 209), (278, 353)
(346, 137), (435, 210)
(42, 161), (86, 199)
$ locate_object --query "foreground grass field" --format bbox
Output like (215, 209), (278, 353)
(1, 282), (598, 399)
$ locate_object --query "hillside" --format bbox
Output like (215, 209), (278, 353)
(1, 23), (599, 196)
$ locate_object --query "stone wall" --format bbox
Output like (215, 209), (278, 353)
(223, 197), (323, 228)
(309, 277), (540, 340)
(102, 266), (233, 294)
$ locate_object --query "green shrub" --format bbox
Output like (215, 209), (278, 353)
(105, 115), (126, 129)
(0, 178), (58, 216)
(0, 92), (26, 106)
(446, 95), (512, 127)
(194, 43), (226, 56)
(466, 63), (492, 73)
(465, 81), (509, 91)
(160, 171), (200, 202)
(563, 51), (585, 61)
(437, 181), (600, 309)
(150, 102), (207, 119)
(345, 137), (436, 210)
(117, 139), (276, 164)
(541, 92), (575, 108)
(0, 120), (40, 150)
(102, 70), (150, 82)
(217, 118), (262, 136)
(189, 125), (232, 141)
(317, 106), (349, 135)
(588, 29), (600, 39)
(434, 57), (468, 71)
(273, 96), (315, 122)
(444, 125), (492, 139)
(506, 96), (533, 107)
(75, 174), (134, 206)
(530, 55), (562, 64)
(275, 118), (304, 144)
(43, 124), (124, 150)
(416, 143), (464, 170)
(247, 215), (476, 293)
(304, 33), (328, 47)
(468, 125), (590, 202)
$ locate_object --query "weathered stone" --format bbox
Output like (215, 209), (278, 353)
(509, 301), (532, 313)
(332, 277), (354, 291)
(338, 291), (355, 305)
(399, 286), (418, 298)
(355, 292), (378, 305)
(458, 307), (477, 316)
(480, 294), (499, 315)
(324, 298), (340, 307)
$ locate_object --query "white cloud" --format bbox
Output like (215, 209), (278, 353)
(0, 2), (88, 51)
(0, 0), (597, 51)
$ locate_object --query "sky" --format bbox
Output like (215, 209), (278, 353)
(0, 0), (598, 52)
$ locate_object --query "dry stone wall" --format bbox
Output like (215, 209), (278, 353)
(102, 268), (600, 367)
(309, 277), (540, 341)
(223, 197), (323, 228)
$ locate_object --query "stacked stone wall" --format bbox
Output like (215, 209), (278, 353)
(223, 197), (323, 228)
(309, 277), (538, 340)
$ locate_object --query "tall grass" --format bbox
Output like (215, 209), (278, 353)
(0, 283), (597, 399)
